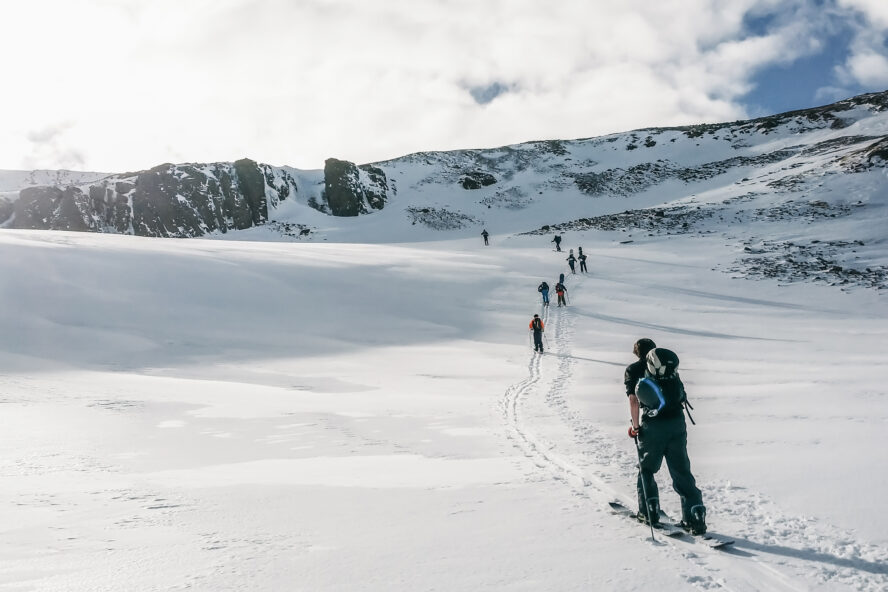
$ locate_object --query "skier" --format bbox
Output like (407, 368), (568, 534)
(482, 229), (489, 246)
(529, 314), (544, 353)
(552, 234), (562, 252)
(626, 343), (706, 535)
(579, 251), (588, 273)
(537, 281), (550, 306)
(567, 250), (577, 274)
(554, 281), (567, 306)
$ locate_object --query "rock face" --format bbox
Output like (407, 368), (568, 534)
(4, 159), (299, 237)
(15, 186), (93, 231)
(0, 155), (392, 236)
(323, 158), (389, 216)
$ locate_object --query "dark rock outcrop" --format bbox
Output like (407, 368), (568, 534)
(3, 159), (298, 237)
(15, 186), (91, 231)
(323, 158), (388, 216)
(460, 171), (497, 189)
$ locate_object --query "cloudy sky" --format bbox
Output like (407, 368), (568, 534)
(2, 0), (887, 172)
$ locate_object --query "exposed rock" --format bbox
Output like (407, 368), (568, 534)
(14, 186), (93, 231)
(5, 159), (297, 237)
(460, 171), (497, 189)
(323, 158), (388, 216)
(234, 158), (268, 225)
(406, 206), (480, 230)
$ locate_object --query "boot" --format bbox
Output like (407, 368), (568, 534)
(681, 505), (706, 535)
(636, 498), (660, 526)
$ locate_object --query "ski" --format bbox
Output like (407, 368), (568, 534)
(610, 501), (734, 548)
(608, 501), (685, 537)
(676, 528), (734, 549)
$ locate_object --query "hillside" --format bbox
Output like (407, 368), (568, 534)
(3, 91), (886, 292)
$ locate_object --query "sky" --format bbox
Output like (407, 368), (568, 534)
(1, 0), (887, 173)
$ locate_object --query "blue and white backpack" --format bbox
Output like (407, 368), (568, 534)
(635, 348), (688, 419)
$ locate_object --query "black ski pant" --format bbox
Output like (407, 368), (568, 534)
(533, 332), (543, 352)
(557, 293), (566, 306)
(635, 415), (703, 521)
(580, 261), (587, 272)
(568, 262), (575, 273)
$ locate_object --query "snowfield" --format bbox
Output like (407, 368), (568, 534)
(1, 222), (886, 591)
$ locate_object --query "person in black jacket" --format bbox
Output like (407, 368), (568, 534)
(567, 250), (577, 274)
(624, 338), (656, 398)
(481, 229), (489, 245)
(627, 345), (706, 535)
(529, 314), (545, 352)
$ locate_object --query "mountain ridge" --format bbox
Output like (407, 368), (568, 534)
(1, 90), (887, 292)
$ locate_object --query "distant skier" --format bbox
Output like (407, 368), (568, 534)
(481, 229), (489, 246)
(626, 342), (706, 535)
(555, 281), (567, 306)
(552, 234), (562, 252)
(579, 252), (588, 273)
(538, 281), (550, 306)
(567, 250), (577, 274)
(529, 314), (545, 353)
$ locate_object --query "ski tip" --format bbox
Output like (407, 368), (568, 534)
(704, 536), (735, 549)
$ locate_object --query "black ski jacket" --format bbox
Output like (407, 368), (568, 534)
(624, 359), (646, 396)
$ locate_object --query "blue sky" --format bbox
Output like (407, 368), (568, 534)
(0, 0), (887, 172)
(742, 1), (884, 115)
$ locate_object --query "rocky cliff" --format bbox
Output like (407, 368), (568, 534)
(321, 158), (389, 216)
(3, 159), (299, 237)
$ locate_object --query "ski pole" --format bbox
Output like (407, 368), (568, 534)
(683, 401), (696, 425)
(633, 432), (657, 541)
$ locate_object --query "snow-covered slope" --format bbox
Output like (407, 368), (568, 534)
(0, 226), (885, 591)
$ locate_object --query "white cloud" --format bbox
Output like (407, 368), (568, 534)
(834, 0), (888, 88)
(0, 0), (870, 172)
(838, 0), (888, 28)
(841, 51), (888, 86)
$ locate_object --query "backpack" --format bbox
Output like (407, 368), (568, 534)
(531, 318), (543, 331)
(635, 349), (687, 419)
(635, 376), (686, 418)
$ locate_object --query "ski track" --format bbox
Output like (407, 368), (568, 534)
(502, 269), (887, 592)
